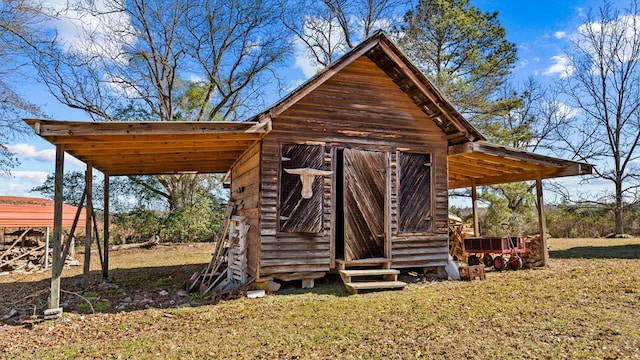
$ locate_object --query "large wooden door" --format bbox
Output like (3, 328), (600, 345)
(343, 148), (386, 261)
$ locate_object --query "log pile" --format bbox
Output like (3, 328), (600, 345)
(521, 234), (545, 268)
(448, 214), (474, 262)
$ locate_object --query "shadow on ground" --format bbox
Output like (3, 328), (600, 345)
(0, 263), (209, 326)
(550, 244), (640, 259)
(0, 263), (354, 327)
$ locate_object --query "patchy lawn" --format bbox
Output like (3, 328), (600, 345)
(1, 238), (639, 359)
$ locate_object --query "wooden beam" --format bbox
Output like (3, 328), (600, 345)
(536, 174), (549, 266)
(82, 163), (92, 288)
(103, 174), (110, 280)
(26, 119), (266, 137)
(471, 179), (479, 237)
(48, 145), (64, 318)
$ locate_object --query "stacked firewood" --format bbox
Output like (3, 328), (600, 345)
(521, 234), (544, 268)
(448, 214), (474, 262)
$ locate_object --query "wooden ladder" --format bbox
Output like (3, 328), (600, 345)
(336, 258), (406, 295)
(188, 203), (235, 294)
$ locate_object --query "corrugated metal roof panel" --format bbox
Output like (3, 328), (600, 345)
(0, 196), (87, 228)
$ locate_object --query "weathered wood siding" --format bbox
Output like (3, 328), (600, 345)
(260, 140), (332, 275)
(230, 141), (261, 277)
(260, 56), (450, 275)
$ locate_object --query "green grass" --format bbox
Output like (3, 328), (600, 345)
(1, 240), (639, 359)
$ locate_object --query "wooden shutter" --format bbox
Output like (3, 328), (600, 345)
(399, 152), (432, 233)
(279, 144), (324, 233)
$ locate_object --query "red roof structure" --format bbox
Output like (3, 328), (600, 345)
(0, 196), (87, 228)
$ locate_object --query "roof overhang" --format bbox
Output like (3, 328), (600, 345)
(24, 118), (271, 176)
(448, 141), (593, 189)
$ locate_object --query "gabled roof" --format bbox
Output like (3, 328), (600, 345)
(251, 30), (485, 145)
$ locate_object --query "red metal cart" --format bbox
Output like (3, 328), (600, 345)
(462, 235), (526, 271)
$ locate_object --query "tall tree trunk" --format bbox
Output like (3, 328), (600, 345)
(615, 178), (624, 235)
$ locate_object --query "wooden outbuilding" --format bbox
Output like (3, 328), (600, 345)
(25, 31), (591, 311)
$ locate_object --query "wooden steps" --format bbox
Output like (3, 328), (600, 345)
(336, 258), (406, 294)
(343, 281), (407, 293)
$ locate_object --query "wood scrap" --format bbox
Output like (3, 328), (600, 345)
(1, 245), (79, 275)
(110, 236), (159, 251)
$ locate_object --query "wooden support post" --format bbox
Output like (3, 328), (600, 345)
(471, 179), (479, 237)
(103, 174), (110, 281)
(82, 163), (93, 288)
(536, 175), (549, 266)
(48, 145), (64, 318)
(44, 227), (50, 269)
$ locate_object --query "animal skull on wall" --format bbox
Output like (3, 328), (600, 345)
(284, 168), (333, 199)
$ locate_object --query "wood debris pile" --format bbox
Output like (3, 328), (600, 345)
(521, 235), (544, 268)
(0, 246), (79, 275)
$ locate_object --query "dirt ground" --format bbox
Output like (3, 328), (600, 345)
(0, 243), (214, 325)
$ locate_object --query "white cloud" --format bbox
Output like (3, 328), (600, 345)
(554, 31), (567, 39)
(8, 143), (54, 163)
(11, 170), (49, 183)
(577, 14), (640, 64)
(552, 101), (581, 119)
(8, 143), (84, 168)
(33, 0), (135, 63)
(293, 39), (320, 79)
(543, 55), (574, 78)
(0, 171), (49, 196)
(189, 74), (205, 84)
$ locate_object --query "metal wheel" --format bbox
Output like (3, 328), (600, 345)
(468, 254), (480, 266)
(483, 254), (493, 268)
(494, 256), (506, 271)
(508, 255), (523, 270)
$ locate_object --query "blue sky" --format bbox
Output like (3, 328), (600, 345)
(0, 0), (626, 199)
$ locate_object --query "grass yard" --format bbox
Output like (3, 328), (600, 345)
(1, 238), (639, 359)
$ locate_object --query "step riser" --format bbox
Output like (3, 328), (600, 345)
(337, 262), (406, 294)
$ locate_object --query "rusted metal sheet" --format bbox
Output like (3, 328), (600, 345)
(279, 144), (324, 233)
(398, 152), (432, 233)
(343, 149), (385, 260)
(0, 196), (87, 228)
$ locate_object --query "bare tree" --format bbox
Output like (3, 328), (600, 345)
(17, 0), (292, 122)
(555, 1), (640, 235)
(0, 0), (43, 173)
(282, 0), (408, 70)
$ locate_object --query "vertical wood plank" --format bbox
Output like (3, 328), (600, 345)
(536, 174), (548, 266)
(385, 151), (391, 259)
(103, 174), (110, 280)
(471, 179), (479, 237)
(49, 145), (64, 312)
(82, 163), (93, 287)
(398, 152), (432, 233)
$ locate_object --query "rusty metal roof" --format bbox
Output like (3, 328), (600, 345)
(0, 196), (87, 228)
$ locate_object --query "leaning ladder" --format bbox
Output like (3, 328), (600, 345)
(188, 203), (235, 293)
